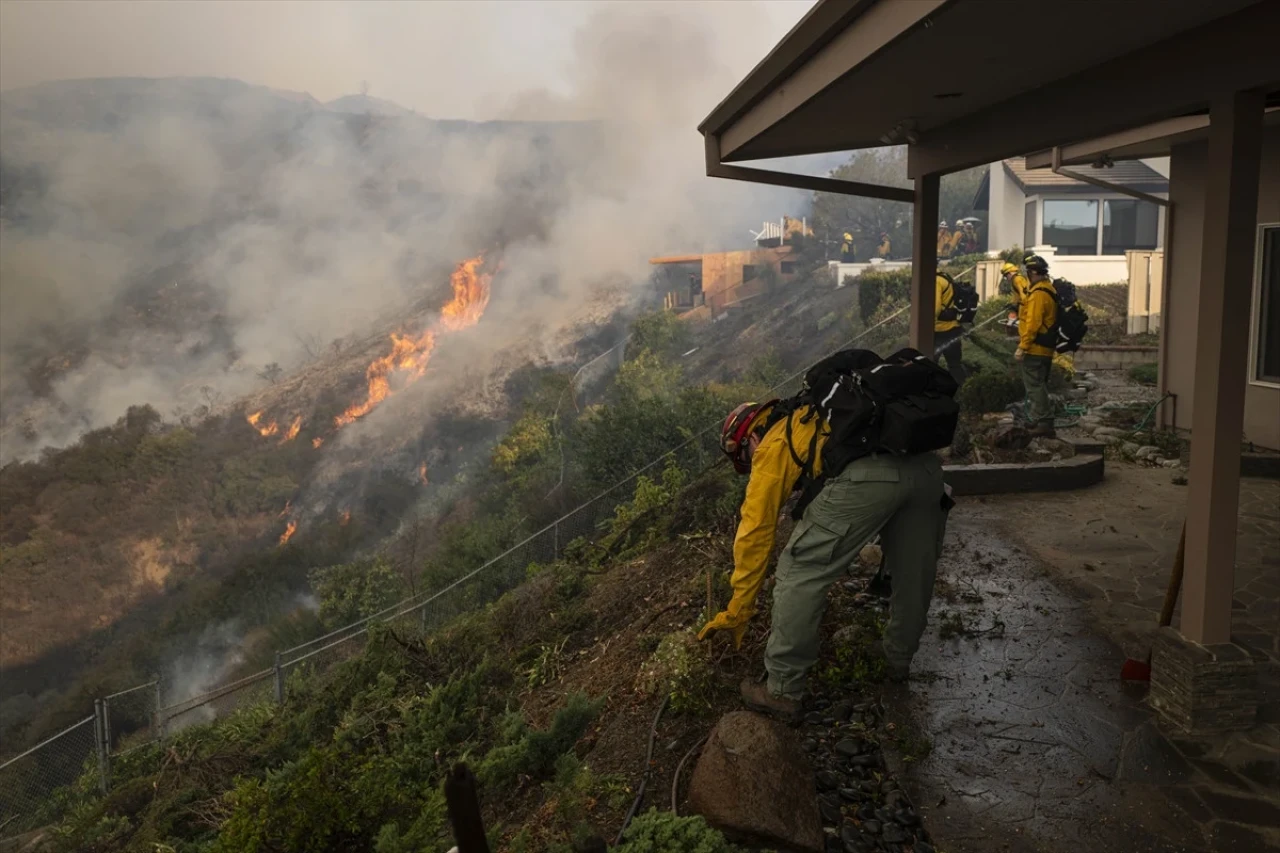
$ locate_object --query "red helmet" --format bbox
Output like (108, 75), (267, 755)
(720, 400), (777, 474)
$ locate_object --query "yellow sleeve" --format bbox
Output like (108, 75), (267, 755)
(1020, 290), (1049, 351)
(723, 420), (802, 622)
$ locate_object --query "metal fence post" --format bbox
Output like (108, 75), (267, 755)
(553, 520), (560, 560)
(274, 652), (284, 704)
(93, 699), (109, 794)
(153, 678), (164, 740)
(102, 696), (112, 753)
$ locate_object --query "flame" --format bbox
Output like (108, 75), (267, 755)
(312, 436), (324, 449)
(278, 519), (298, 546)
(280, 416), (302, 443)
(278, 500), (292, 519)
(247, 410), (279, 437)
(439, 255), (492, 332)
(339, 509), (351, 526)
(418, 462), (428, 485)
(334, 254), (492, 428)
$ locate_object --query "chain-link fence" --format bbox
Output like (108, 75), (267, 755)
(0, 716), (96, 835)
(1, 307), (912, 839)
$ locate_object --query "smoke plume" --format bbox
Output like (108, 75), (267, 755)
(0, 2), (813, 461)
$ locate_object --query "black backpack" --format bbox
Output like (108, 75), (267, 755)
(1032, 279), (1089, 353)
(767, 348), (959, 518)
(951, 279), (979, 324)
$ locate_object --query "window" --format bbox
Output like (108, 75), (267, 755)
(780, 261), (796, 275)
(1023, 200), (1037, 249)
(1255, 225), (1280, 384)
(1103, 199), (1159, 254)
(1043, 200), (1098, 255)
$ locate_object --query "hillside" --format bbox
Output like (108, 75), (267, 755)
(0, 76), (600, 463)
(11, 262), (929, 849)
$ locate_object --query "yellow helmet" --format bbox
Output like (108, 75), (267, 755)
(1001, 262), (1018, 275)
(843, 232), (853, 241)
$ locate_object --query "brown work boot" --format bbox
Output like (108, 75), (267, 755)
(740, 678), (801, 722)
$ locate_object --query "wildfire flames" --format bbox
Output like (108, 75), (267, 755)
(278, 519), (298, 545)
(418, 462), (428, 485)
(247, 410), (279, 437)
(281, 416), (302, 443)
(312, 437), (324, 449)
(339, 509), (351, 526)
(278, 500), (292, 519)
(335, 254), (493, 428)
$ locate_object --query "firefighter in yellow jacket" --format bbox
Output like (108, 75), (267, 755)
(701, 388), (948, 716)
(934, 274), (966, 384)
(1016, 254), (1058, 436)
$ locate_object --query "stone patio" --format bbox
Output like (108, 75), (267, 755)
(882, 465), (1280, 853)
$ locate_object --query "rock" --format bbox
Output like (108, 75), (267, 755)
(882, 824), (908, 844)
(840, 825), (863, 853)
(993, 425), (1031, 450)
(896, 808), (919, 826)
(1121, 441), (1140, 456)
(834, 739), (861, 757)
(689, 711), (825, 852)
(838, 787), (860, 802)
(819, 795), (844, 825)
(847, 753), (879, 767)
(1100, 434), (1121, 446)
(857, 543), (883, 569)
(803, 738), (818, 753)
(1093, 426), (1126, 437)
(816, 770), (843, 791)
(1135, 445), (1161, 459)
(1162, 458), (1182, 468)
(855, 803), (876, 821)
(832, 626), (861, 648)
(832, 701), (854, 722)
(861, 819), (882, 835)
(915, 843), (936, 853)
(883, 791), (905, 809)
(805, 712), (825, 725)
(825, 838), (843, 853)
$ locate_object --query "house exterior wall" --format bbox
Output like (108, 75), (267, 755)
(700, 246), (796, 314)
(986, 162), (1027, 253)
(1162, 127), (1280, 450)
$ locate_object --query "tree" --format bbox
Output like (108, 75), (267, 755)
(810, 147), (989, 259)
(258, 363), (283, 385)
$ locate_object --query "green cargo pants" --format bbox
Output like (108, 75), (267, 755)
(1020, 354), (1054, 427)
(765, 452), (948, 698)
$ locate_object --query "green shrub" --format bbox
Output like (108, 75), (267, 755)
(626, 311), (689, 360)
(957, 369), (1023, 414)
(856, 268), (911, 323)
(617, 809), (742, 852)
(478, 693), (601, 788)
(309, 557), (406, 628)
(1128, 362), (1158, 385)
(637, 631), (717, 714)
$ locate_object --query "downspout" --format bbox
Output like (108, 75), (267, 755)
(1051, 146), (1177, 429)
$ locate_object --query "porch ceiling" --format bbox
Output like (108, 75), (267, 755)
(702, 0), (1278, 175)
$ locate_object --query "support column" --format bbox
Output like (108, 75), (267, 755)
(1182, 90), (1264, 645)
(910, 173), (939, 354)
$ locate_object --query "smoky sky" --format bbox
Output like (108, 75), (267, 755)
(0, 0), (824, 461)
(0, 1), (810, 121)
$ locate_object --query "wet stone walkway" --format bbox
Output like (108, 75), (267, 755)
(881, 507), (1280, 853)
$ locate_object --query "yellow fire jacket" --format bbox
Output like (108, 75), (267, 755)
(698, 405), (829, 646)
(1019, 281), (1058, 357)
(935, 274), (959, 333)
(1009, 272), (1030, 307)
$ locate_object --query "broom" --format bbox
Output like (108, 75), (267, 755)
(1121, 520), (1186, 681)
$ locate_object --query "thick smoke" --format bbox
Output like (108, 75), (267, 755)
(0, 2), (812, 461)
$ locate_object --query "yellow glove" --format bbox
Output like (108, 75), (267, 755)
(697, 609), (751, 649)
